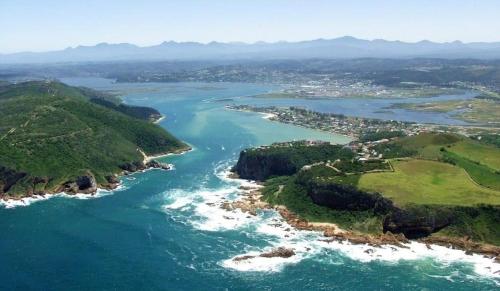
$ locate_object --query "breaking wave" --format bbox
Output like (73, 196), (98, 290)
(159, 163), (500, 284)
(0, 183), (128, 209)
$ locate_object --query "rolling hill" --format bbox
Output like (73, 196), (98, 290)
(0, 81), (188, 198)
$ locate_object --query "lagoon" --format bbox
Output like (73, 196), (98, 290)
(0, 79), (497, 290)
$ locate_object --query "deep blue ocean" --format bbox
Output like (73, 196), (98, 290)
(0, 79), (498, 290)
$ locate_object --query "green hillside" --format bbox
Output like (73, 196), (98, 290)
(234, 132), (500, 244)
(0, 81), (188, 197)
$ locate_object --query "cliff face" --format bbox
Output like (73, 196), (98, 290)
(304, 181), (458, 239)
(0, 166), (27, 195)
(234, 152), (464, 240)
(302, 180), (456, 239)
(306, 181), (394, 215)
(383, 207), (454, 239)
(233, 150), (297, 181)
(0, 159), (172, 198)
(233, 143), (353, 181)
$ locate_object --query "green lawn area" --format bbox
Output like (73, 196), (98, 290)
(357, 159), (500, 206)
(448, 140), (500, 171)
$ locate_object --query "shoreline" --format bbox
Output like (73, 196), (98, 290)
(0, 146), (193, 209)
(0, 183), (127, 209)
(141, 145), (193, 164)
(225, 106), (356, 141)
(153, 115), (166, 124)
(224, 172), (500, 263)
(261, 112), (277, 120)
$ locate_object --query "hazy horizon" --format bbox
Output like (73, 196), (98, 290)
(2, 0), (500, 54)
(3, 35), (500, 55)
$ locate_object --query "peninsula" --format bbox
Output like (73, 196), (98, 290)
(0, 81), (189, 200)
(230, 133), (500, 258)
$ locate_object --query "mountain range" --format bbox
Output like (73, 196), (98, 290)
(2, 36), (500, 64)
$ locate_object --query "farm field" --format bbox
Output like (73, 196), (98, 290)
(447, 140), (500, 170)
(357, 159), (500, 206)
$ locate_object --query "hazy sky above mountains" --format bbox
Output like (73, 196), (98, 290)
(1, 0), (499, 53)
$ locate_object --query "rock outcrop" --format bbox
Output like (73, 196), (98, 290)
(232, 150), (297, 181)
(0, 166), (27, 195)
(146, 160), (172, 170)
(120, 160), (172, 174)
(233, 247), (296, 262)
(306, 181), (394, 215)
(323, 230), (410, 248)
(119, 161), (147, 173)
(105, 175), (120, 185)
(259, 247), (295, 258)
(63, 174), (97, 194)
(77, 175), (97, 193)
(383, 207), (454, 239)
(420, 236), (500, 261)
(232, 143), (352, 181)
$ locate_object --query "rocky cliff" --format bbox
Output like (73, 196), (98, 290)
(305, 181), (395, 215)
(233, 148), (500, 242)
(0, 166), (27, 195)
(232, 150), (297, 181)
(383, 206), (454, 239)
(232, 143), (353, 181)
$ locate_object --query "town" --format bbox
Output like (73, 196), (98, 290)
(227, 104), (431, 138)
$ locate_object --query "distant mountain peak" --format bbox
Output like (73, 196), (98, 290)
(3, 37), (500, 64)
(337, 35), (359, 41)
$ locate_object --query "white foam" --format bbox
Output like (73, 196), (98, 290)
(192, 200), (255, 231)
(214, 163), (263, 190)
(0, 183), (128, 209)
(163, 194), (194, 210)
(161, 185), (255, 231)
(0, 195), (52, 209)
(261, 113), (277, 120)
(158, 162), (500, 282)
(222, 249), (303, 272)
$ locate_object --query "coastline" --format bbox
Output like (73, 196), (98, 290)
(153, 115), (166, 124)
(261, 112), (277, 120)
(224, 172), (500, 264)
(140, 145), (193, 164)
(225, 106), (356, 140)
(0, 146), (193, 209)
(0, 184), (126, 209)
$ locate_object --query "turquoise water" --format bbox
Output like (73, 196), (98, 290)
(0, 79), (498, 290)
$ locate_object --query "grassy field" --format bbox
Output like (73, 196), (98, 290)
(396, 132), (462, 150)
(358, 159), (500, 206)
(442, 151), (500, 191)
(447, 140), (500, 170)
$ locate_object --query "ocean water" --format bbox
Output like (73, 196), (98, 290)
(0, 79), (498, 290)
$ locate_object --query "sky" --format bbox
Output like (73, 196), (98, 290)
(1, 0), (500, 53)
